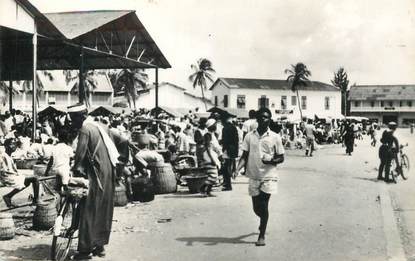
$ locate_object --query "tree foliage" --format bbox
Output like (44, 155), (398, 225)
(284, 62), (312, 121)
(189, 58), (215, 110)
(111, 69), (148, 110)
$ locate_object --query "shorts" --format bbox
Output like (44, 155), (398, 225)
(1, 173), (26, 189)
(248, 177), (278, 196)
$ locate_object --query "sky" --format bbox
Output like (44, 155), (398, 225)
(31, 0), (415, 93)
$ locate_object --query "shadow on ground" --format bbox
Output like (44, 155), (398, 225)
(176, 232), (257, 246)
(0, 244), (50, 261)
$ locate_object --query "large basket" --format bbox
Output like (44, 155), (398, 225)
(150, 163), (177, 194)
(14, 158), (39, 169)
(185, 176), (207, 193)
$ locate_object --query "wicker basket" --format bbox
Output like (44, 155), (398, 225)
(14, 158), (39, 169)
(185, 176), (207, 193)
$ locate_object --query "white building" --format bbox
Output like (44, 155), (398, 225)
(1, 70), (113, 113)
(349, 84), (415, 125)
(209, 77), (342, 120)
(120, 82), (212, 111)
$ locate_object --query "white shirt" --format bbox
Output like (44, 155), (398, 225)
(242, 119), (258, 133)
(242, 128), (285, 180)
(51, 143), (74, 171)
(304, 124), (316, 138)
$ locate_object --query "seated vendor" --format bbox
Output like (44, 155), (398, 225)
(1, 146), (40, 208)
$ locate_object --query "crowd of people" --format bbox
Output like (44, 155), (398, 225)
(0, 104), (408, 254)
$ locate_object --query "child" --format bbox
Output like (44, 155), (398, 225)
(200, 133), (221, 197)
(45, 130), (74, 190)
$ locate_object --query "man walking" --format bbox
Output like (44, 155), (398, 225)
(304, 119), (316, 156)
(69, 104), (120, 259)
(237, 107), (285, 246)
(221, 112), (239, 191)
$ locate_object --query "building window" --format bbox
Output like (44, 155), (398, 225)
(408, 101), (413, 107)
(258, 95), (269, 109)
(380, 101), (384, 107)
(301, 96), (307, 110)
(281, 96), (287, 110)
(237, 95), (246, 109)
(291, 96), (297, 106)
(324, 97), (330, 110)
(214, 96), (218, 106)
(370, 101), (375, 107)
(399, 101), (403, 107)
(388, 101), (393, 107)
(223, 95), (228, 108)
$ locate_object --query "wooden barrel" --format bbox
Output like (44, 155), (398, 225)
(114, 183), (128, 207)
(131, 176), (155, 203)
(33, 200), (57, 230)
(0, 213), (15, 240)
(150, 163), (177, 194)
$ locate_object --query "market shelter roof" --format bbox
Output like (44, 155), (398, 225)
(0, 1), (170, 81)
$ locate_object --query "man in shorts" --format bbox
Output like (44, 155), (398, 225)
(237, 107), (285, 246)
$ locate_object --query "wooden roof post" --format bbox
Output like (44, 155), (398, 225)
(155, 68), (159, 109)
(79, 47), (85, 104)
(9, 81), (13, 112)
(32, 23), (38, 141)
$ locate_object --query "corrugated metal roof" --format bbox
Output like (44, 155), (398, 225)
(45, 10), (133, 39)
(349, 85), (415, 100)
(210, 77), (339, 92)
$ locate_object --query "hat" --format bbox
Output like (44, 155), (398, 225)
(388, 121), (397, 128)
(206, 119), (216, 128)
(67, 103), (87, 113)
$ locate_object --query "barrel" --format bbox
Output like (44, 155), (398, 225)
(0, 213), (15, 240)
(33, 200), (57, 230)
(131, 176), (155, 203)
(150, 163), (177, 194)
(114, 183), (128, 207)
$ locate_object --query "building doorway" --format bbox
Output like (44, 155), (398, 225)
(382, 115), (398, 125)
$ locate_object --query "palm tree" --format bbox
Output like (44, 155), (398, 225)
(19, 71), (53, 107)
(0, 81), (19, 107)
(112, 69), (148, 110)
(188, 58), (215, 110)
(285, 63), (312, 121)
(64, 70), (101, 108)
(331, 67), (350, 116)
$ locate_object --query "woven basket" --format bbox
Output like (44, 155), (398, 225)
(15, 158), (39, 169)
(185, 175), (207, 193)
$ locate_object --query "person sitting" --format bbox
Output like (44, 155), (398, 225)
(1, 146), (40, 208)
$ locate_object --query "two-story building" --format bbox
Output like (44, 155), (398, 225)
(349, 84), (415, 125)
(209, 77), (342, 121)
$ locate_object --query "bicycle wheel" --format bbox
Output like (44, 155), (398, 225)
(51, 200), (75, 261)
(400, 154), (410, 180)
(389, 159), (399, 181)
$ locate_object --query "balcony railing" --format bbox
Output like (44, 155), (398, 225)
(351, 106), (415, 112)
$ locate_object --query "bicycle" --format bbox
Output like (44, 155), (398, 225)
(50, 186), (87, 261)
(390, 144), (410, 181)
